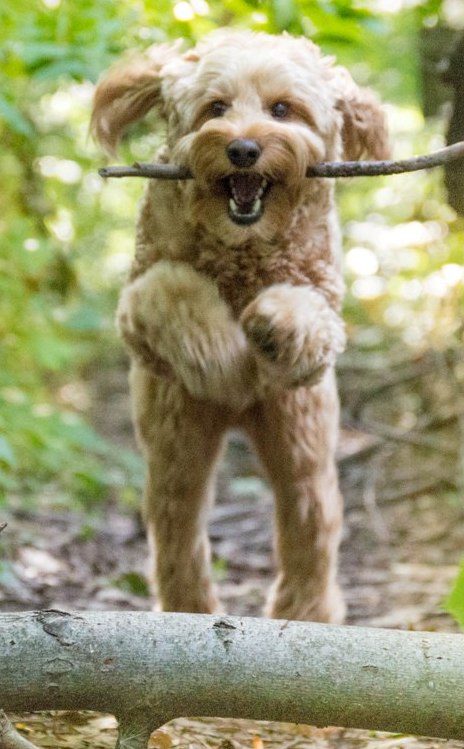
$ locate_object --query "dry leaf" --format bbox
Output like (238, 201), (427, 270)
(149, 729), (173, 749)
(14, 722), (30, 732)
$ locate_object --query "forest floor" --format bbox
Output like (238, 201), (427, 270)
(2, 345), (464, 748)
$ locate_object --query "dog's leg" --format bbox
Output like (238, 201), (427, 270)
(118, 261), (256, 411)
(243, 370), (345, 623)
(131, 365), (227, 613)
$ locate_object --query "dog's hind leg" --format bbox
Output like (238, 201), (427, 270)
(131, 365), (227, 613)
(243, 370), (345, 623)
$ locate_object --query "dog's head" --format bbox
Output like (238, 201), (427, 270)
(92, 30), (389, 240)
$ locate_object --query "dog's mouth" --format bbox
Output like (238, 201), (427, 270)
(222, 173), (270, 226)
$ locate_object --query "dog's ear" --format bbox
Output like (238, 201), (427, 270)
(333, 70), (390, 161)
(91, 42), (181, 154)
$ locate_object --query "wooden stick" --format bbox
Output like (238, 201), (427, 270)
(98, 140), (464, 181)
(98, 163), (192, 180)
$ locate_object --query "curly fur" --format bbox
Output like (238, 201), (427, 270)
(92, 28), (389, 621)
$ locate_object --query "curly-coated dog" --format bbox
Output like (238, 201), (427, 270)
(91, 29), (389, 622)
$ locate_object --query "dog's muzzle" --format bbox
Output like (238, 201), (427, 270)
(223, 139), (268, 225)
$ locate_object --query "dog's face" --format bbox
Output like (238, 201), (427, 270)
(164, 33), (339, 239)
(92, 30), (389, 241)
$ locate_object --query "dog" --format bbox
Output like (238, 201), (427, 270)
(91, 29), (389, 621)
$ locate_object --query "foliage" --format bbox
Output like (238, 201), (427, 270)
(444, 560), (464, 628)
(0, 0), (145, 506)
(1, 0), (464, 522)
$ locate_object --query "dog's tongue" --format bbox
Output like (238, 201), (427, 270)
(229, 173), (263, 207)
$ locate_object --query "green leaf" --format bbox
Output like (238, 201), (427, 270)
(63, 306), (104, 332)
(114, 571), (150, 597)
(0, 437), (16, 468)
(34, 58), (94, 82)
(28, 335), (74, 370)
(271, 0), (299, 31)
(0, 95), (34, 137)
(444, 560), (464, 629)
(0, 466), (18, 493)
(20, 42), (67, 67)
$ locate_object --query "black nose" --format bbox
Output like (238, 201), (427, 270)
(226, 139), (261, 168)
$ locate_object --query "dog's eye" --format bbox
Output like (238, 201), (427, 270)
(271, 102), (289, 119)
(210, 101), (228, 117)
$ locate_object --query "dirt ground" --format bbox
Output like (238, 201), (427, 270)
(2, 345), (464, 748)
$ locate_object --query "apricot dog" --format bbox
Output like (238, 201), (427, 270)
(91, 29), (388, 621)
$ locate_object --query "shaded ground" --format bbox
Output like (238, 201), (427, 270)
(2, 345), (464, 747)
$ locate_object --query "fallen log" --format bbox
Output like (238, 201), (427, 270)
(1, 611), (464, 749)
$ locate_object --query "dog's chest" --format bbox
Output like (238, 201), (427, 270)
(192, 241), (316, 318)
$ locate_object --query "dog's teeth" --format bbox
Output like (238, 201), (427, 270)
(228, 178), (268, 211)
(257, 180), (267, 198)
(228, 181), (266, 223)
(229, 197), (262, 218)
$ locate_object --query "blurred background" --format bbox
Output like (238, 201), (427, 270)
(2, 0), (464, 619)
(4, 0), (464, 745)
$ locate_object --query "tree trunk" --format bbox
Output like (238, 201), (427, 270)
(444, 34), (464, 215)
(1, 611), (464, 746)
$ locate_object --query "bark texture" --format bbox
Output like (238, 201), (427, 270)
(444, 35), (464, 215)
(1, 611), (464, 743)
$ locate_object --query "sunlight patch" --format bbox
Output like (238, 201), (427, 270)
(345, 246), (379, 277)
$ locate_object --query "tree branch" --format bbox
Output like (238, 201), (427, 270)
(98, 163), (192, 180)
(2, 611), (464, 746)
(98, 140), (464, 181)
(0, 711), (41, 749)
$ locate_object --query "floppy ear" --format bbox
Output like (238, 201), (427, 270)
(90, 42), (181, 154)
(333, 70), (390, 161)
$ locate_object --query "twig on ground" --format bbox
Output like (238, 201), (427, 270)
(337, 438), (383, 466)
(0, 711), (41, 749)
(347, 359), (439, 420)
(380, 476), (454, 505)
(362, 449), (391, 541)
(345, 476), (452, 510)
(348, 418), (457, 455)
(98, 140), (464, 181)
(0, 523), (7, 534)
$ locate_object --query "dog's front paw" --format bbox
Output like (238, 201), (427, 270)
(241, 284), (346, 388)
(117, 281), (174, 378)
(117, 263), (258, 410)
